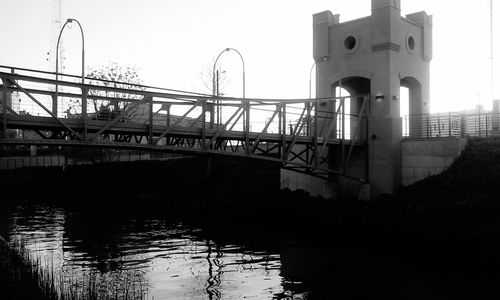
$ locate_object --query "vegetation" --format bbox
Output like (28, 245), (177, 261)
(0, 236), (148, 300)
(68, 62), (145, 121)
(0, 236), (58, 299)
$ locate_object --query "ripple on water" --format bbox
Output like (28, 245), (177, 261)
(3, 202), (301, 299)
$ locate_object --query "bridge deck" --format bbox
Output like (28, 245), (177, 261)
(3, 114), (363, 146)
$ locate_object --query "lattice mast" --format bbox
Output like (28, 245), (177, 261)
(48, 0), (63, 73)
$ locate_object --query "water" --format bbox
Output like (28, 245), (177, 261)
(3, 200), (500, 299)
(1, 202), (318, 299)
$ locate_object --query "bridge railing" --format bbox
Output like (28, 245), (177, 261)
(0, 65), (368, 142)
(402, 112), (500, 138)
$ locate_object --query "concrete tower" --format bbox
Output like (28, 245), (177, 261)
(313, 0), (432, 197)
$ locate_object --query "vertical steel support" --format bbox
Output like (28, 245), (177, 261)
(305, 102), (311, 136)
(339, 97), (345, 172)
(460, 114), (466, 137)
(210, 99), (215, 129)
(486, 114), (489, 137)
(437, 113), (441, 137)
(166, 104), (171, 126)
(282, 103), (287, 160)
(51, 95), (58, 118)
(81, 87), (88, 140)
(1, 78), (7, 139)
(313, 101), (318, 166)
(448, 113), (452, 137)
(278, 103), (282, 157)
(479, 113), (482, 137)
(148, 96), (154, 144)
(244, 100), (250, 154)
(166, 104), (171, 145)
(202, 99), (207, 150)
(426, 115), (430, 138)
(52, 92), (58, 116)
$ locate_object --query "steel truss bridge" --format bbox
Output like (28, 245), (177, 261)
(0, 65), (369, 182)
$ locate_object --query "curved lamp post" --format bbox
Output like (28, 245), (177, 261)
(212, 47), (246, 126)
(55, 18), (85, 116)
(309, 56), (328, 99)
(308, 57), (328, 135)
(309, 60), (317, 100)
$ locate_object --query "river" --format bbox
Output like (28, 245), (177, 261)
(2, 199), (499, 299)
(1, 201), (336, 299)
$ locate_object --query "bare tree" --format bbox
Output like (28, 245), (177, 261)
(198, 59), (229, 96)
(68, 62), (145, 121)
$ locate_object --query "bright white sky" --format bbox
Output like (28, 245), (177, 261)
(0, 0), (498, 113)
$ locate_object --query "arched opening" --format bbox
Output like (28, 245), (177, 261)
(400, 77), (424, 138)
(316, 77), (370, 140)
(334, 77), (370, 140)
(400, 86), (410, 136)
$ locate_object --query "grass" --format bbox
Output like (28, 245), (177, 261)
(0, 236), (58, 300)
(0, 235), (149, 300)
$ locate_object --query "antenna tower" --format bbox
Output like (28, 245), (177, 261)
(48, 0), (63, 73)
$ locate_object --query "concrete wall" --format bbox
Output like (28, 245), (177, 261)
(401, 138), (466, 186)
(281, 169), (335, 199)
(0, 153), (161, 170)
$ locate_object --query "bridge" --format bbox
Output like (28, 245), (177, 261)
(0, 65), (369, 185)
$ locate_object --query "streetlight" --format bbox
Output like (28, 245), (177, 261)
(308, 56), (328, 135)
(55, 18), (85, 116)
(212, 47), (246, 126)
(309, 56), (328, 99)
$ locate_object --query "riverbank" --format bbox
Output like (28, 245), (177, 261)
(0, 235), (58, 300)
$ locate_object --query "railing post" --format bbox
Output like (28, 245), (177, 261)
(166, 104), (171, 126)
(313, 101), (318, 166)
(1, 77), (7, 139)
(437, 113), (441, 137)
(426, 114), (430, 138)
(460, 113), (466, 137)
(81, 87), (88, 141)
(201, 99), (207, 150)
(282, 103), (287, 160)
(278, 103), (282, 157)
(244, 100), (250, 154)
(52, 94), (58, 117)
(478, 113), (482, 137)
(209, 99), (215, 129)
(148, 95), (153, 145)
(448, 113), (452, 137)
(306, 102), (311, 136)
(165, 104), (171, 145)
(486, 113), (489, 137)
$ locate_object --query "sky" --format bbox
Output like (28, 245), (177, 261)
(0, 0), (499, 113)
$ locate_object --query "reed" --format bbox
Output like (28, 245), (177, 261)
(0, 236), (149, 300)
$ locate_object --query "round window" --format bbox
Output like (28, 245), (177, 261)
(344, 36), (357, 50)
(406, 35), (416, 54)
(408, 36), (415, 50)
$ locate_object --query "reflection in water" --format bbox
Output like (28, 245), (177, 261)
(1, 202), (300, 299)
(5, 201), (495, 299)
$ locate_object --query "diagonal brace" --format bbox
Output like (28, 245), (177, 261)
(89, 96), (148, 141)
(8, 79), (81, 140)
(154, 101), (200, 144)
